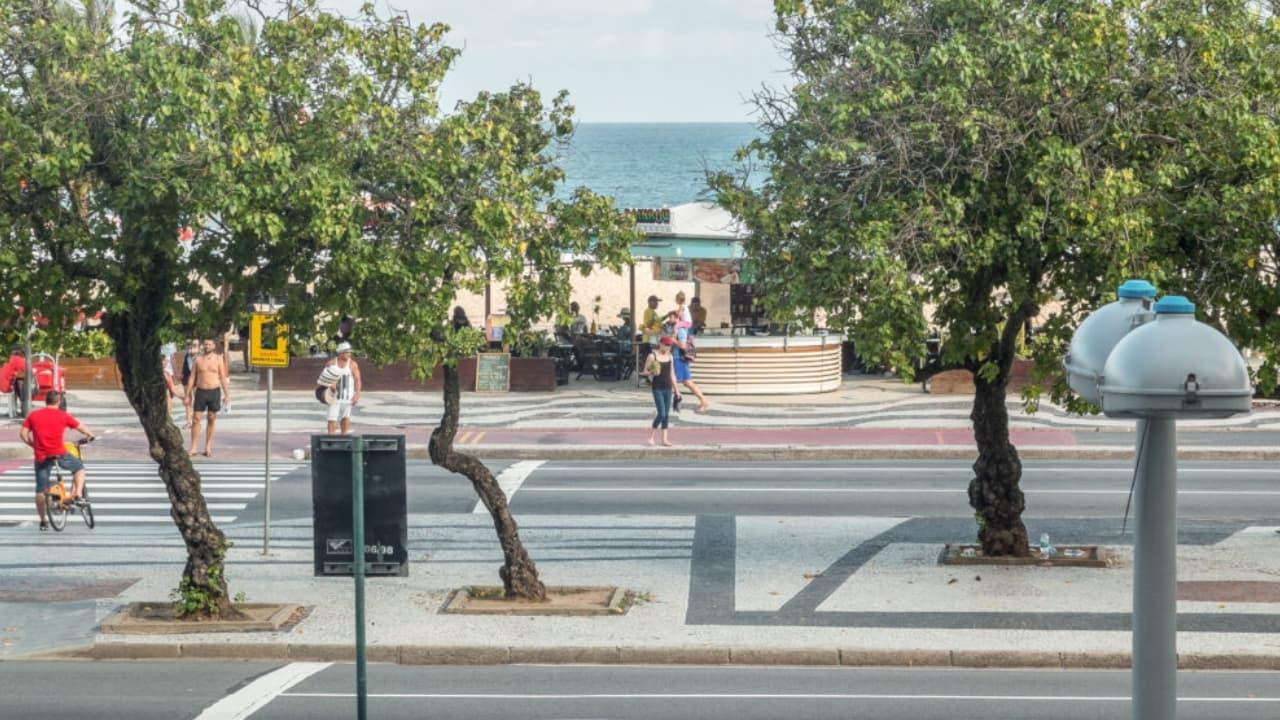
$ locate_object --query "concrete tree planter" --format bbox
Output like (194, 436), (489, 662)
(441, 586), (632, 616)
(99, 602), (308, 634)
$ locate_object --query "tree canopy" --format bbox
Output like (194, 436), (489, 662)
(318, 30), (639, 598)
(1, 0), (637, 606)
(716, 0), (1280, 555)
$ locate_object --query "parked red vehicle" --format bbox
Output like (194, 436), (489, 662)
(2, 351), (65, 416)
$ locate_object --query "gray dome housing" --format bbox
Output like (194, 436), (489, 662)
(1099, 296), (1252, 419)
(1063, 280), (1157, 404)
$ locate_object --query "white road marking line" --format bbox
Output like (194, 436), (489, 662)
(0, 514), (236, 523)
(195, 662), (331, 720)
(0, 491), (255, 499)
(474, 460), (545, 514)
(1, 470), (293, 476)
(279, 692), (1280, 703)
(0, 482), (270, 490)
(521, 487), (1280, 496)
(8, 463), (301, 468)
(0, 502), (246, 510)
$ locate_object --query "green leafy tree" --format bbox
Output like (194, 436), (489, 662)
(713, 0), (1280, 555)
(315, 21), (638, 597)
(0, 0), (384, 615)
(1107, 3), (1280, 396)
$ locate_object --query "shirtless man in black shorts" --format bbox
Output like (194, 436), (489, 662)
(186, 339), (229, 457)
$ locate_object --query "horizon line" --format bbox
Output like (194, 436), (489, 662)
(574, 120), (758, 125)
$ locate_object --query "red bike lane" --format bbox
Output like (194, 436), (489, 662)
(456, 426), (1078, 447)
(11, 426), (1077, 461)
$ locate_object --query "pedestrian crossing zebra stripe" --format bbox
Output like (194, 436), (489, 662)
(8, 464), (304, 473)
(0, 461), (298, 524)
(0, 483), (265, 490)
(0, 502), (247, 510)
(0, 490), (256, 498)
(0, 515), (237, 524)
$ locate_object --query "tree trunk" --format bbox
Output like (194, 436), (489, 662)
(429, 364), (547, 601)
(107, 303), (239, 618)
(967, 314), (1032, 557)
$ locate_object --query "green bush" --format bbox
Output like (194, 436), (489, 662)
(30, 329), (115, 359)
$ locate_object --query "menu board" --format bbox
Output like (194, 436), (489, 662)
(654, 258), (692, 282)
(475, 353), (511, 393)
(693, 260), (742, 284)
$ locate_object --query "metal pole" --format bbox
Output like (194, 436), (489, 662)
(22, 323), (33, 416)
(1133, 416), (1177, 720)
(629, 262), (638, 387)
(262, 367), (272, 555)
(352, 435), (367, 720)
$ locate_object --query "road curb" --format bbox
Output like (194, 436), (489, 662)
(51, 642), (1280, 670)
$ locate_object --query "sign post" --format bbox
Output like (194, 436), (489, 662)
(351, 435), (368, 720)
(21, 321), (34, 417)
(249, 311), (289, 554)
(264, 367), (272, 553)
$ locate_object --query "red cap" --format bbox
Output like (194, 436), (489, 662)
(659, 336), (675, 346)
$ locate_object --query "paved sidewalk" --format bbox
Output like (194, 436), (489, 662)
(4, 516), (1280, 669)
(2, 373), (1279, 460)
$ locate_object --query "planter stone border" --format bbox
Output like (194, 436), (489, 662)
(441, 586), (630, 616)
(939, 543), (1116, 568)
(99, 602), (308, 634)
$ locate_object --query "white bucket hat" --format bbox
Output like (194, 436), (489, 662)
(335, 341), (353, 354)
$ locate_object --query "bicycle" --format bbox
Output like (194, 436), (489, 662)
(45, 437), (94, 531)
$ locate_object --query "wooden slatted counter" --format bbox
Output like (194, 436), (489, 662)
(689, 334), (842, 395)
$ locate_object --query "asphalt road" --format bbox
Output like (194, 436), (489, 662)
(258, 459), (1280, 521)
(5, 662), (1280, 720)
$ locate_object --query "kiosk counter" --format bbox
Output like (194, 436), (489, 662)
(689, 333), (842, 395)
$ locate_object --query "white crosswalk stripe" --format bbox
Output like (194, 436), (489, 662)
(0, 461), (301, 525)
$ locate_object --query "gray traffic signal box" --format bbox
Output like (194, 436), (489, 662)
(311, 434), (409, 577)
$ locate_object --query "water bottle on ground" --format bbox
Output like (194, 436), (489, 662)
(1038, 532), (1057, 559)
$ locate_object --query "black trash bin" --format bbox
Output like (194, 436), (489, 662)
(311, 434), (408, 577)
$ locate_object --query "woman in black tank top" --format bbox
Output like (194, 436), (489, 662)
(643, 337), (680, 446)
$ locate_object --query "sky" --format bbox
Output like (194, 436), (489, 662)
(316, 0), (785, 123)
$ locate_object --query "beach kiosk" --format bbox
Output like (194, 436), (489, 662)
(626, 203), (842, 395)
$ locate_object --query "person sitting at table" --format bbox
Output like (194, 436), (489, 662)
(569, 302), (589, 335)
(690, 297), (708, 335)
(615, 309), (635, 368)
(616, 308), (634, 340)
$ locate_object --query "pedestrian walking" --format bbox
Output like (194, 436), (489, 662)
(642, 336), (680, 446)
(161, 347), (180, 421)
(323, 342), (362, 435)
(180, 340), (199, 428)
(670, 299), (709, 413)
(186, 339), (229, 457)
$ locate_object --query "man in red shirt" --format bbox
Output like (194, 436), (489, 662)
(20, 391), (95, 531)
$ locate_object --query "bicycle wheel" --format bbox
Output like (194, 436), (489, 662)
(45, 494), (67, 532)
(79, 487), (94, 529)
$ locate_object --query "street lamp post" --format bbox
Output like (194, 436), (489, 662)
(1066, 287), (1252, 719)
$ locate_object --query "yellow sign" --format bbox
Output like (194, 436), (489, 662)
(249, 312), (290, 368)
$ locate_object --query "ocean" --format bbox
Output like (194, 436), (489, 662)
(557, 122), (761, 209)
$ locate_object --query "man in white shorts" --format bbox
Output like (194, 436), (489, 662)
(324, 342), (362, 435)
